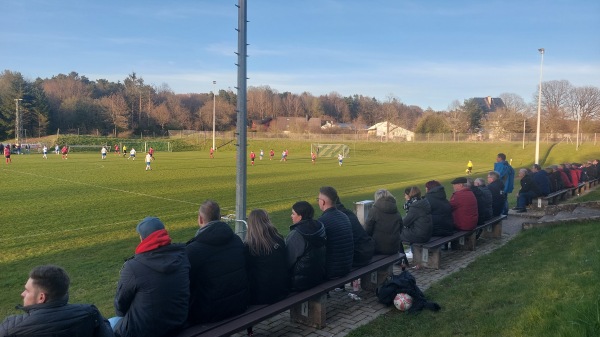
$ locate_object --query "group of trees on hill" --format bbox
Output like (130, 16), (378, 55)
(1, 69), (599, 141)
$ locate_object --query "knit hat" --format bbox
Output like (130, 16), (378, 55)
(136, 217), (165, 239)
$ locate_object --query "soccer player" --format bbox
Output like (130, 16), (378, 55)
(269, 149), (274, 160)
(250, 151), (256, 166)
(311, 152), (317, 165)
(259, 149), (264, 160)
(128, 148), (136, 160)
(467, 160), (473, 175)
(210, 147), (214, 159)
(43, 145), (48, 159)
(338, 153), (344, 166)
(4, 145), (11, 164)
(61, 146), (68, 160)
(145, 152), (152, 170)
(101, 146), (107, 160)
(149, 147), (155, 160)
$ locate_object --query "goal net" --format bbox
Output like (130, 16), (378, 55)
(311, 143), (350, 158)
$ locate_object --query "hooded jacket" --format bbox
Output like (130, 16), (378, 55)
(114, 230), (190, 337)
(424, 186), (455, 237)
(400, 198), (433, 243)
(318, 207), (354, 279)
(364, 196), (403, 254)
(286, 219), (327, 291)
(0, 297), (113, 337)
(186, 221), (248, 324)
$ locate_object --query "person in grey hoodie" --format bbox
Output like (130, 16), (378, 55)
(364, 189), (403, 255)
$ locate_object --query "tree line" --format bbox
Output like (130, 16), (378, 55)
(1, 69), (598, 141)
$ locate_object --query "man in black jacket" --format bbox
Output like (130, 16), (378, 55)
(336, 198), (374, 267)
(486, 171), (506, 217)
(514, 169), (541, 213)
(0, 265), (113, 337)
(317, 186), (354, 279)
(111, 217), (190, 337)
(186, 200), (248, 324)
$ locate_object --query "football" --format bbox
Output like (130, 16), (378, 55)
(393, 293), (413, 311)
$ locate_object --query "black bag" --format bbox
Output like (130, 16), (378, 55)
(376, 270), (441, 313)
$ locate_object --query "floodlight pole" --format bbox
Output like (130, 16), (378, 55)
(522, 118), (526, 149)
(212, 80), (216, 152)
(14, 98), (23, 145)
(534, 48), (544, 165)
(576, 107), (581, 151)
(235, 0), (248, 237)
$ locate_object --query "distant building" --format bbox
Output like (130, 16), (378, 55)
(473, 96), (506, 113)
(367, 121), (414, 141)
(271, 116), (322, 132)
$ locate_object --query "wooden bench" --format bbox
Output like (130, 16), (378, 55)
(535, 188), (571, 209)
(175, 253), (403, 337)
(587, 178), (599, 189)
(573, 182), (587, 196)
(411, 215), (507, 269)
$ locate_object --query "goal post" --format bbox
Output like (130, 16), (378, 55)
(311, 143), (350, 158)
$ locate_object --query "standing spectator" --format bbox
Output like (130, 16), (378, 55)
(0, 265), (113, 337)
(286, 201), (326, 291)
(186, 200), (248, 324)
(487, 171), (505, 217)
(493, 153), (514, 215)
(531, 164), (551, 196)
(471, 178), (493, 225)
(513, 169), (541, 213)
(365, 189), (403, 255)
(111, 217), (190, 337)
(336, 197), (375, 267)
(424, 181), (455, 237)
(244, 209), (289, 305)
(145, 152), (152, 171)
(317, 186), (354, 279)
(449, 177), (478, 231)
(400, 186), (433, 244)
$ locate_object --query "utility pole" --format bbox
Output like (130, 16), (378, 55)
(14, 98), (23, 145)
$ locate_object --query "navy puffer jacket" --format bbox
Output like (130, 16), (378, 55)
(318, 207), (354, 279)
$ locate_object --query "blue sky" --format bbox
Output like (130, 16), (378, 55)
(2, 0), (599, 111)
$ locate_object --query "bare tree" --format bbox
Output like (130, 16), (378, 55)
(99, 93), (128, 136)
(539, 80), (573, 133)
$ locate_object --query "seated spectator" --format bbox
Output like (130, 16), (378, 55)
(186, 200), (248, 324)
(568, 163), (581, 187)
(514, 169), (542, 213)
(364, 189), (403, 255)
(400, 186), (433, 244)
(317, 186), (354, 279)
(472, 178), (493, 225)
(244, 209), (289, 305)
(546, 166), (562, 192)
(336, 197), (375, 267)
(487, 171), (505, 216)
(424, 181), (455, 237)
(532, 164), (551, 196)
(0, 265), (113, 337)
(450, 177), (478, 231)
(286, 201), (327, 291)
(557, 164), (574, 188)
(111, 217), (190, 337)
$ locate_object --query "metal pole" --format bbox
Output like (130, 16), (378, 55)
(212, 80), (216, 152)
(534, 48), (544, 165)
(235, 0), (248, 236)
(522, 118), (526, 149)
(14, 98), (23, 145)
(576, 108), (580, 151)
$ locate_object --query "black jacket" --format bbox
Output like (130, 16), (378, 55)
(400, 198), (433, 243)
(487, 179), (505, 216)
(0, 297), (113, 337)
(533, 170), (551, 196)
(364, 196), (403, 254)
(286, 219), (327, 291)
(520, 174), (541, 196)
(471, 185), (493, 225)
(245, 235), (290, 305)
(114, 243), (190, 337)
(337, 203), (375, 267)
(318, 207), (354, 279)
(186, 221), (248, 324)
(424, 186), (455, 237)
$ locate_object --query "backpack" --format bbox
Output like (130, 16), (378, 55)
(376, 270), (441, 313)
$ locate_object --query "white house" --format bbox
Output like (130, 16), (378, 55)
(367, 121), (414, 141)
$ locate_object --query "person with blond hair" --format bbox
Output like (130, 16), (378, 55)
(364, 189), (403, 255)
(244, 209), (289, 305)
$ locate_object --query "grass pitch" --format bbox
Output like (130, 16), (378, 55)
(0, 140), (598, 321)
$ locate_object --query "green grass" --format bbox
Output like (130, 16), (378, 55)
(0, 140), (596, 323)
(348, 221), (600, 337)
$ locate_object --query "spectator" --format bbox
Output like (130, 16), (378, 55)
(450, 177), (478, 231)
(317, 186), (354, 279)
(111, 217), (190, 337)
(557, 165), (574, 188)
(286, 201), (327, 291)
(0, 265), (113, 337)
(546, 166), (563, 192)
(424, 181), (455, 237)
(471, 178), (493, 225)
(493, 153), (514, 215)
(364, 189), (403, 255)
(336, 197), (375, 267)
(400, 186), (433, 245)
(567, 163), (581, 187)
(513, 169), (542, 213)
(244, 209), (289, 305)
(186, 200), (248, 324)
(487, 171), (506, 217)
(532, 164), (551, 196)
